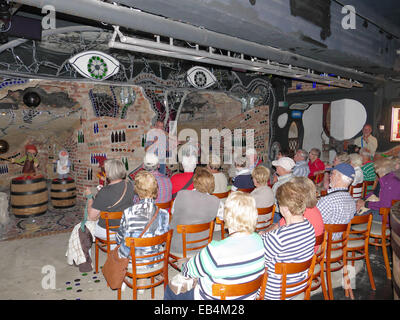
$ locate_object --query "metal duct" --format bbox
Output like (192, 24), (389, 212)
(13, 0), (383, 84)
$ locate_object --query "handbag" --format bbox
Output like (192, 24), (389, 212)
(102, 206), (160, 290)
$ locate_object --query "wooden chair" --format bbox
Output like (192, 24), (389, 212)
(268, 255), (317, 300)
(237, 188), (254, 193)
(323, 223), (352, 300)
(256, 205), (275, 232)
(117, 229), (173, 300)
(369, 206), (392, 279)
(212, 191), (230, 199)
(362, 180), (375, 199)
(95, 211), (123, 273)
(215, 217), (227, 240)
(169, 220), (215, 271)
(347, 213), (375, 291)
(212, 268), (267, 300)
(352, 200), (399, 280)
(156, 200), (172, 222)
(310, 232), (328, 299)
(349, 182), (363, 200)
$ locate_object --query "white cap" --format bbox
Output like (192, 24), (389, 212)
(272, 157), (295, 171)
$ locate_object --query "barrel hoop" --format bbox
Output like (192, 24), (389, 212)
(14, 211), (47, 219)
(11, 188), (48, 196)
(52, 179), (75, 185)
(11, 201), (48, 209)
(50, 187), (76, 193)
(51, 195), (77, 200)
(391, 233), (400, 258)
(53, 204), (76, 209)
(11, 177), (45, 184)
(391, 215), (400, 238)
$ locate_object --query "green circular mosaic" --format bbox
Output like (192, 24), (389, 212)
(87, 56), (108, 80)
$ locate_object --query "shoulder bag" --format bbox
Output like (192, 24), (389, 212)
(102, 206), (160, 289)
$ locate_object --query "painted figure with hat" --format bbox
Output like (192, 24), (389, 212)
(11, 144), (39, 179)
(55, 150), (71, 180)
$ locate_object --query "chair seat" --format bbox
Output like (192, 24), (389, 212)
(370, 222), (390, 237)
(352, 222), (390, 237)
(325, 249), (343, 260)
(347, 239), (365, 249)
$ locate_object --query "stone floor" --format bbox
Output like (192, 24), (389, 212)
(0, 229), (394, 301)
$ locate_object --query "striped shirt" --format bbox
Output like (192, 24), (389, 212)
(181, 232), (265, 300)
(116, 198), (169, 260)
(362, 161), (376, 182)
(292, 161), (310, 177)
(316, 188), (356, 240)
(151, 170), (172, 203)
(261, 219), (315, 300)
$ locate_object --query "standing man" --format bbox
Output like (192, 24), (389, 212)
(293, 149), (310, 177)
(354, 124), (378, 157)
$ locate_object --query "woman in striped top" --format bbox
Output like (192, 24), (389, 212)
(164, 191), (265, 300)
(261, 179), (316, 300)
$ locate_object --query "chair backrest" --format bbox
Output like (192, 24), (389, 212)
(156, 200), (172, 210)
(256, 205), (275, 232)
(125, 229), (173, 278)
(362, 180), (375, 198)
(273, 255), (317, 300)
(212, 269), (267, 300)
(237, 188), (254, 193)
(315, 232), (326, 260)
(100, 211), (124, 242)
(349, 213), (373, 246)
(176, 220), (215, 258)
(324, 223), (351, 261)
(379, 207), (391, 229)
(349, 183), (363, 200)
(156, 201), (172, 222)
(212, 191), (230, 199)
(215, 216), (226, 240)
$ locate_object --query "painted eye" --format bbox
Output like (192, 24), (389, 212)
(187, 66), (217, 89)
(69, 50), (120, 81)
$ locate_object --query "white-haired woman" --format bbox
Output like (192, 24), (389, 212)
(164, 191), (265, 300)
(84, 159), (135, 244)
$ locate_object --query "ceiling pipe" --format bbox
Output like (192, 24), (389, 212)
(13, 0), (383, 84)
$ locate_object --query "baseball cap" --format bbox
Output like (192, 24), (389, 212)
(143, 152), (159, 166)
(328, 163), (355, 180)
(272, 157), (295, 171)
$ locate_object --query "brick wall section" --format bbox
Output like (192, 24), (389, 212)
(178, 92), (269, 168)
(0, 80), (155, 207)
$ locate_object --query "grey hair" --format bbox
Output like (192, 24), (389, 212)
(337, 170), (353, 186)
(349, 153), (363, 168)
(104, 159), (127, 181)
(297, 149), (309, 161)
(310, 148), (321, 158)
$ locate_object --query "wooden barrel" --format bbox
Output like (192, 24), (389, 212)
(50, 178), (76, 209)
(390, 202), (400, 300)
(10, 176), (48, 218)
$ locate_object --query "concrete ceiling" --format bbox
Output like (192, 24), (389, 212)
(4, 0), (400, 85)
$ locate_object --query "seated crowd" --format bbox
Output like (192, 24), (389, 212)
(71, 141), (400, 300)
